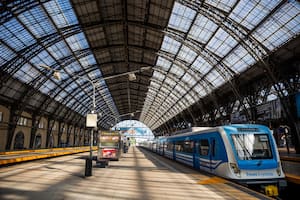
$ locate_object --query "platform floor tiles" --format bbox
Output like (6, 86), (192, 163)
(0, 146), (272, 200)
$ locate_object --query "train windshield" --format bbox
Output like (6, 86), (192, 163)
(231, 134), (273, 160)
(100, 136), (120, 148)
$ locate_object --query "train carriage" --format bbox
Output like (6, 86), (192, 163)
(145, 124), (287, 197)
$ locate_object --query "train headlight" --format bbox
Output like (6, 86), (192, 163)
(276, 162), (281, 176)
(230, 163), (240, 174)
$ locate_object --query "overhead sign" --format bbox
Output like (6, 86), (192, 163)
(86, 113), (97, 127)
(256, 99), (281, 120)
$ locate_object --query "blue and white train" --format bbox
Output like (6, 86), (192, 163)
(143, 124), (287, 197)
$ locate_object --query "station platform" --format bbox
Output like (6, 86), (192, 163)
(0, 146), (274, 200)
(278, 148), (300, 184)
(1, 146), (300, 185)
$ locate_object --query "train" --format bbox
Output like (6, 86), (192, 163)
(97, 130), (123, 161)
(142, 124), (287, 197)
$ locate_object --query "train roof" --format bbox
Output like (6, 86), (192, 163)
(164, 124), (270, 139)
(166, 126), (218, 139)
(168, 127), (213, 135)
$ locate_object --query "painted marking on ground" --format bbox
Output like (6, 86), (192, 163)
(197, 176), (227, 184)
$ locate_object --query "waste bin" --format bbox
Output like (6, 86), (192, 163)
(85, 158), (92, 176)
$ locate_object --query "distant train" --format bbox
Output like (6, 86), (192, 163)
(142, 124), (287, 197)
(97, 130), (122, 161)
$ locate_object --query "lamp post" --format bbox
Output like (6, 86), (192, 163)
(39, 64), (152, 176)
(40, 65), (97, 176)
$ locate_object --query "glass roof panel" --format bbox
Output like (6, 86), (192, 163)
(174, 84), (185, 95)
(179, 97), (189, 108)
(230, 0), (281, 30)
(194, 84), (207, 97)
(55, 90), (68, 102)
(0, 45), (16, 64)
(205, 0), (237, 12)
(189, 89), (199, 101)
(185, 93), (195, 104)
(156, 56), (172, 71)
(88, 69), (101, 80)
(31, 50), (56, 69)
(178, 45), (197, 63)
(14, 64), (39, 83)
(79, 54), (98, 69)
(66, 98), (76, 108)
(39, 80), (56, 94)
(66, 33), (84, 51)
(182, 72), (197, 86)
(191, 56), (213, 75)
(169, 2), (196, 32)
(169, 64), (185, 78)
(65, 82), (77, 93)
(74, 90), (85, 101)
(65, 62), (82, 74)
(150, 81), (160, 89)
(253, 2), (300, 50)
(47, 40), (72, 60)
(207, 28), (238, 57)
(153, 71), (165, 82)
(224, 45), (256, 73)
(74, 104), (83, 113)
(165, 77), (176, 88)
(0, 19), (36, 51)
(160, 87), (170, 96)
(206, 69), (225, 88)
(189, 14), (218, 44)
(45, 0), (79, 28)
(161, 36), (181, 55)
(18, 6), (56, 38)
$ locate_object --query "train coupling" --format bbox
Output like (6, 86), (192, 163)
(264, 185), (279, 197)
(96, 159), (109, 168)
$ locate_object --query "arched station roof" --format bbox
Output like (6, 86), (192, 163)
(0, 0), (299, 132)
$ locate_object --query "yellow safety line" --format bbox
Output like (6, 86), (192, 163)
(0, 146), (96, 155)
(197, 176), (227, 185)
(0, 147), (98, 165)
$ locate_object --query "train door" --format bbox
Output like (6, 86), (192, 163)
(173, 141), (176, 160)
(209, 138), (216, 172)
(194, 141), (200, 169)
(199, 138), (210, 172)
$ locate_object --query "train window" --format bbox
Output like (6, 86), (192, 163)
(183, 140), (194, 153)
(175, 141), (184, 152)
(174, 141), (194, 153)
(231, 134), (273, 160)
(199, 139), (209, 156)
(166, 143), (173, 151)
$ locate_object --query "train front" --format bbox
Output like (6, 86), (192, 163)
(97, 131), (121, 161)
(225, 125), (287, 197)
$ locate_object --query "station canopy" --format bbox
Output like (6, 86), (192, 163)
(0, 0), (299, 131)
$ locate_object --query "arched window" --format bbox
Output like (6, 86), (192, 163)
(34, 134), (42, 149)
(14, 132), (24, 149)
(49, 134), (54, 148)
